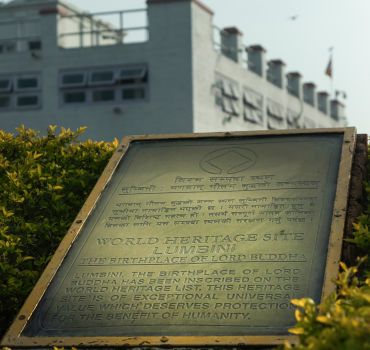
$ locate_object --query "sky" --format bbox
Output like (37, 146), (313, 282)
(6, 0), (370, 133)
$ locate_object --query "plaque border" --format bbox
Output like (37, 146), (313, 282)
(1, 127), (356, 347)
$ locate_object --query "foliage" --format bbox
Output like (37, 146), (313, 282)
(284, 258), (370, 350)
(346, 175), (370, 274)
(0, 125), (116, 336)
(283, 146), (370, 350)
(348, 219), (370, 265)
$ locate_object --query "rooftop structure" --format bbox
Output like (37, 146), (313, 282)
(0, 0), (346, 139)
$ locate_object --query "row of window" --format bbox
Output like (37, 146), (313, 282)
(0, 74), (40, 110)
(267, 104), (317, 130)
(60, 65), (148, 105)
(267, 112), (317, 130)
(215, 77), (311, 129)
(0, 40), (42, 55)
(61, 86), (145, 104)
(215, 77), (264, 125)
(0, 75), (40, 92)
(215, 79), (240, 116)
(60, 66), (147, 88)
(0, 65), (148, 111)
(0, 94), (40, 109)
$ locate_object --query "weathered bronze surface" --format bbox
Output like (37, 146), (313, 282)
(2, 128), (356, 347)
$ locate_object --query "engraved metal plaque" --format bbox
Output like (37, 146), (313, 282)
(2, 128), (356, 347)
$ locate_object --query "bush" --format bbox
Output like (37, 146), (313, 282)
(283, 149), (370, 350)
(284, 258), (370, 350)
(0, 126), (116, 336)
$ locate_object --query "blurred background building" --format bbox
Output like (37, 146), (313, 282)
(0, 0), (346, 140)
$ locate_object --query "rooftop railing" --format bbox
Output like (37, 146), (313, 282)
(58, 8), (148, 49)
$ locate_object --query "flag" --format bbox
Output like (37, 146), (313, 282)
(325, 56), (333, 78)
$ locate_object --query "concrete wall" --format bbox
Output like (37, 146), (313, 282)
(0, 0), (344, 141)
(190, 5), (341, 132)
(0, 0), (194, 140)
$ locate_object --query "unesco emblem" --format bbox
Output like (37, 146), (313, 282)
(200, 147), (257, 174)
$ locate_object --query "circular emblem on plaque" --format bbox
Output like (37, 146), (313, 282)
(199, 147), (257, 174)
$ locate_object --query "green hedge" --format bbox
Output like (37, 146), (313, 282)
(0, 126), (116, 336)
(283, 259), (370, 349)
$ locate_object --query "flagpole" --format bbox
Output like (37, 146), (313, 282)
(330, 69), (333, 98)
(325, 47), (334, 98)
(330, 53), (334, 98)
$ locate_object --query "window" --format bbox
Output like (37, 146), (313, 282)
(287, 109), (300, 129)
(120, 67), (147, 83)
(267, 100), (284, 120)
(122, 86), (145, 100)
(16, 94), (39, 108)
(0, 41), (16, 54)
(214, 88), (223, 108)
(63, 91), (86, 104)
(0, 72), (41, 112)
(92, 89), (115, 102)
(0, 78), (12, 92)
(221, 97), (234, 114)
(267, 99), (285, 129)
(60, 65), (148, 106)
(0, 95), (11, 109)
(28, 40), (42, 51)
(244, 90), (259, 107)
(221, 81), (238, 99)
(229, 84), (239, 99)
(214, 76), (239, 117)
(243, 88), (263, 125)
(16, 76), (39, 90)
(61, 73), (86, 88)
(89, 70), (115, 86)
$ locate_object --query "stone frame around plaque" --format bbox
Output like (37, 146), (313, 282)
(1, 128), (356, 347)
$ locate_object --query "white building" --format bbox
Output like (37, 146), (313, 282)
(0, 0), (346, 140)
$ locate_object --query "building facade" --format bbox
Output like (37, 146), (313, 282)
(0, 0), (346, 140)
